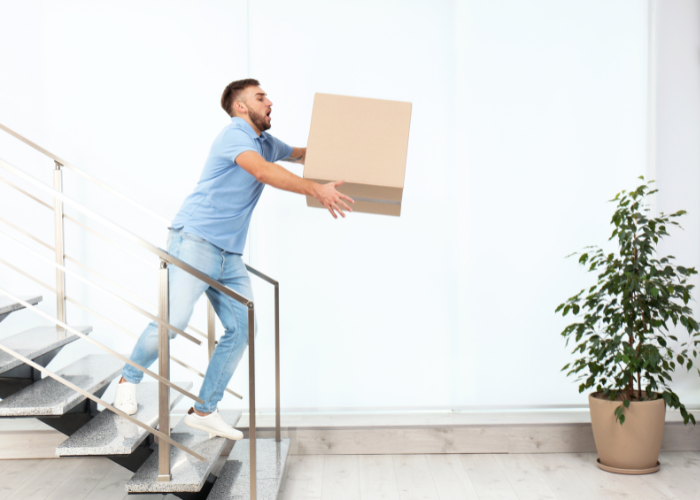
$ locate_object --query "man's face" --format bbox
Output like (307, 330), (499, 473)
(237, 86), (273, 132)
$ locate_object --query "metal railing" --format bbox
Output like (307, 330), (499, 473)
(0, 122), (281, 499)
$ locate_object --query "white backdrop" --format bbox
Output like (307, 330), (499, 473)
(1, 0), (696, 413)
(654, 0), (700, 408)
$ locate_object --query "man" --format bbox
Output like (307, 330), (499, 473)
(113, 79), (353, 440)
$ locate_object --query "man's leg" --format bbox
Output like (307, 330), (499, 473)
(119, 264), (208, 383)
(182, 252), (252, 439)
(115, 230), (224, 413)
(195, 252), (253, 413)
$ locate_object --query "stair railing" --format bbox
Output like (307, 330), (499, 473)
(0, 122), (282, 499)
(0, 290), (207, 462)
(0, 176), (242, 398)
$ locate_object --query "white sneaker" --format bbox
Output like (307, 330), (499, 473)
(184, 408), (244, 440)
(113, 381), (138, 415)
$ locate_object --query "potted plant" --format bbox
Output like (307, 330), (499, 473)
(557, 178), (700, 474)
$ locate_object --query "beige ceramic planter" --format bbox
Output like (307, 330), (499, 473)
(589, 392), (665, 474)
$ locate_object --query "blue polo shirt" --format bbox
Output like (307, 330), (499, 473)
(171, 117), (293, 254)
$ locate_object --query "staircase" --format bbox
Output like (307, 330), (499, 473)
(0, 123), (289, 499)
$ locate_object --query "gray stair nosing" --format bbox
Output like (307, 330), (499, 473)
(0, 354), (121, 416)
(125, 410), (242, 493)
(0, 295), (42, 315)
(0, 325), (92, 375)
(55, 381), (193, 456)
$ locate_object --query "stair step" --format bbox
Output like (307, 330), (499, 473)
(207, 438), (291, 500)
(0, 294), (42, 316)
(125, 409), (242, 494)
(0, 354), (121, 416)
(0, 325), (92, 376)
(56, 381), (193, 456)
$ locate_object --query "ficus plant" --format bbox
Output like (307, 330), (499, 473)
(557, 178), (700, 425)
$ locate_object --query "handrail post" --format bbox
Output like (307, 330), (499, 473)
(158, 260), (171, 482)
(53, 161), (66, 337)
(248, 304), (256, 500)
(207, 298), (216, 360)
(275, 283), (281, 442)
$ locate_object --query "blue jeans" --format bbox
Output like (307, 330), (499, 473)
(122, 229), (254, 413)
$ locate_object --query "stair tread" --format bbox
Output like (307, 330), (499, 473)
(207, 438), (291, 500)
(0, 354), (121, 416)
(56, 381), (193, 456)
(0, 295), (42, 315)
(125, 409), (242, 493)
(0, 325), (92, 375)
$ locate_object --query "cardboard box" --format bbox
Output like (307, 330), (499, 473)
(304, 93), (412, 216)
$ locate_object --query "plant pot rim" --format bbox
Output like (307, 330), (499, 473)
(589, 391), (665, 403)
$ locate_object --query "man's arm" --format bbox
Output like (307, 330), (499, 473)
(236, 150), (353, 218)
(281, 147), (306, 164)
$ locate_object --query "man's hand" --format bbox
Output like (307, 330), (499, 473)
(314, 180), (355, 219)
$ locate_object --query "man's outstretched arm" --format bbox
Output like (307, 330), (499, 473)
(236, 150), (353, 218)
(281, 147), (306, 164)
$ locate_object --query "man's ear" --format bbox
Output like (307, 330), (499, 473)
(234, 101), (247, 116)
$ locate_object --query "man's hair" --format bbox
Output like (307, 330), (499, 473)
(221, 78), (260, 117)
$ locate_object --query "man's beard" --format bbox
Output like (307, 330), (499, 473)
(249, 108), (271, 132)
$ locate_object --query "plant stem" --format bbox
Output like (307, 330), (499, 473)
(629, 231), (638, 401)
(635, 372), (641, 400)
(629, 297), (636, 400)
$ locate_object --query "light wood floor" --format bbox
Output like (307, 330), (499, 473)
(1, 451), (699, 500)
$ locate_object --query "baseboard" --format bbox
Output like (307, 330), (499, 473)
(230, 410), (700, 455)
(1, 411), (699, 459)
(230, 423), (700, 456)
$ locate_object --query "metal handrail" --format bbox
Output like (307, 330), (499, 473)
(0, 217), (151, 306)
(245, 265), (279, 285)
(0, 122), (280, 498)
(0, 122), (170, 226)
(0, 122), (274, 294)
(0, 290), (204, 406)
(0, 293), (205, 462)
(0, 214), (213, 343)
(0, 345), (206, 461)
(0, 161), (228, 476)
(0, 176), (53, 209)
(65, 295), (241, 400)
(0, 256), (244, 401)
(0, 158), (252, 305)
(0, 229), (202, 345)
(64, 214), (160, 270)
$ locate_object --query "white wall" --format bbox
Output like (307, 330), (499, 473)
(1, 0), (689, 413)
(654, 0), (700, 403)
(246, 0), (651, 410)
(0, 0), (249, 411)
